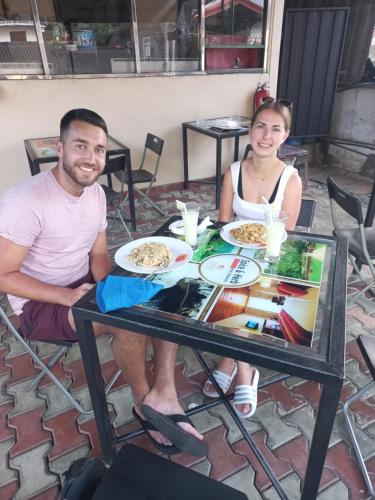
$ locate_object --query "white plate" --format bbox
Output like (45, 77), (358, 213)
(220, 220), (287, 249)
(114, 236), (193, 274)
(168, 219), (207, 236)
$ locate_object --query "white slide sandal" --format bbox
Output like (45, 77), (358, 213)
(233, 368), (259, 418)
(202, 364), (238, 398)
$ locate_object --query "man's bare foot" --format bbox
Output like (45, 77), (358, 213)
(142, 389), (203, 442)
(203, 358), (237, 396)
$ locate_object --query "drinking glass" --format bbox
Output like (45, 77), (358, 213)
(264, 211), (288, 263)
(181, 205), (200, 248)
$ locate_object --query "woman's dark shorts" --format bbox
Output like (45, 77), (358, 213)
(19, 273), (93, 342)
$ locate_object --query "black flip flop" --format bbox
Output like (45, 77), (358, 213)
(132, 408), (181, 455)
(141, 404), (208, 457)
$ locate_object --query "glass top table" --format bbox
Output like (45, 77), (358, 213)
(182, 115), (251, 209)
(72, 217), (347, 499)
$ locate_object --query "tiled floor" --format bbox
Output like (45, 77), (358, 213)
(1, 164), (375, 499)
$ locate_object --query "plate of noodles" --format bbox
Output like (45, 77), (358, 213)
(114, 236), (193, 274)
(220, 220), (287, 249)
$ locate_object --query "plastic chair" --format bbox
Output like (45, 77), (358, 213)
(343, 333), (375, 497)
(120, 133), (167, 216)
(101, 155), (132, 242)
(296, 199), (316, 232)
(327, 176), (375, 304)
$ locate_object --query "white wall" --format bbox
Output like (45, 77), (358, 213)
(329, 87), (375, 173)
(0, 0), (285, 195)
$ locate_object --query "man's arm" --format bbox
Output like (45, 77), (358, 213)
(0, 236), (92, 307)
(89, 230), (112, 282)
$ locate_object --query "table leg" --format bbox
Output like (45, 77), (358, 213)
(234, 136), (240, 162)
(126, 151), (136, 231)
(74, 315), (115, 465)
(215, 138), (222, 209)
(183, 125), (189, 190)
(301, 380), (342, 499)
(364, 178), (375, 228)
(303, 157), (309, 187)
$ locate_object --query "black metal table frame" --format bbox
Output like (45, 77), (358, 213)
(72, 220), (347, 500)
(24, 135), (137, 231)
(182, 119), (250, 209)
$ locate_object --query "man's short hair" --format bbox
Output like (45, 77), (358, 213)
(60, 108), (108, 139)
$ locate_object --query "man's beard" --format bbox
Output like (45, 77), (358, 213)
(62, 159), (102, 188)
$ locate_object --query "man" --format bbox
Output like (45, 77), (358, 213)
(0, 109), (204, 455)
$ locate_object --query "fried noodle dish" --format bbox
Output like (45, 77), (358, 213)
(128, 242), (173, 269)
(230, 223), (267, 245)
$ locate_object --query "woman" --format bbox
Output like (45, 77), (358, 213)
(203, 100), (302, 418)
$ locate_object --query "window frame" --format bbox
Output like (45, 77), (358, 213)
(0, 0), (271, 80)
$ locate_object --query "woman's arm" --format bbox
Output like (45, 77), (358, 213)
(218, 168), (235, 223)
(281, 172), (302, 230)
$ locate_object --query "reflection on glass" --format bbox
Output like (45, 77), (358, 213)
(0, 1), (43, 74)
(204, 0), (266, 70)
(36, 0), (135, 75)
(135, 0), (199, 73)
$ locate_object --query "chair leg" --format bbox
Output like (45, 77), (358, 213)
(134, 186), (167, 216)
(27, 345), (68, 391)
(343, 382), (375, 497)
(0, 308), (92, 415)
(115, 207), (133, 241)
(105, 368), (122, 395)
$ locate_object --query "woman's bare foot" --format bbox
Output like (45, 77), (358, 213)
(204, 358), (237, 396)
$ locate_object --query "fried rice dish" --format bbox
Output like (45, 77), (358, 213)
(230, 223), (267, 245)
(128, 242), (173, 269)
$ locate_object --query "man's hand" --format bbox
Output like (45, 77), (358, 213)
(60, 283), (95, 307)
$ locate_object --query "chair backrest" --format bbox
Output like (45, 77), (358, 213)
(103, 155), (126, 175)
(327, 176), (364, 225)
(296, 199), (316, 231)
(145, 133), (164, 157)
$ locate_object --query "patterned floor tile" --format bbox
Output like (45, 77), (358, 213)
(42, 410), (88, 460)
(10, 443), (58, 500)
(0, 438), (17, 487)
(261, 380), (306, 416)
(30, 485), (60, 500)
(9, 406), (51, 458)
(6, 380), (45, 417)
(204, 425), (248, 481)
(223, 466), (263, 499)
(324, 441), (371, 499)
(0, 401), (14, 444)
(0, 480), (18, 500)
(232, 430), (292, 491)
(0, 347), (10, 376)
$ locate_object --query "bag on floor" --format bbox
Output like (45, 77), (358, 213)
(60, 456), (106, 500)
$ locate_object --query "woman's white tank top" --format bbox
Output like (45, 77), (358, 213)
(231, 160), (297, 221)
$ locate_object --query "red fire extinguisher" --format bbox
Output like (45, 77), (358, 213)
(254, 82), (270, 111)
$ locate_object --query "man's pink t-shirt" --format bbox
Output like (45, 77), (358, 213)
(0, 170), (107, 315)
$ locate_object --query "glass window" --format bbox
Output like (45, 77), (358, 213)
(204, 0), (266, 71)
(135, 0), (199, 73)
(0, 1), (43, 75)
(36, 0), (135, 75)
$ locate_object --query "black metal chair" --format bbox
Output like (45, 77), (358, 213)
(0, 300), (121, 414)
(327, 176), (375, 304)
(343, 333), (375, 497)
(119, 133), (166, 216)
(101, 155), (132, 243)
(296, 199), (316, 232)
(0, 302), (92, 415)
